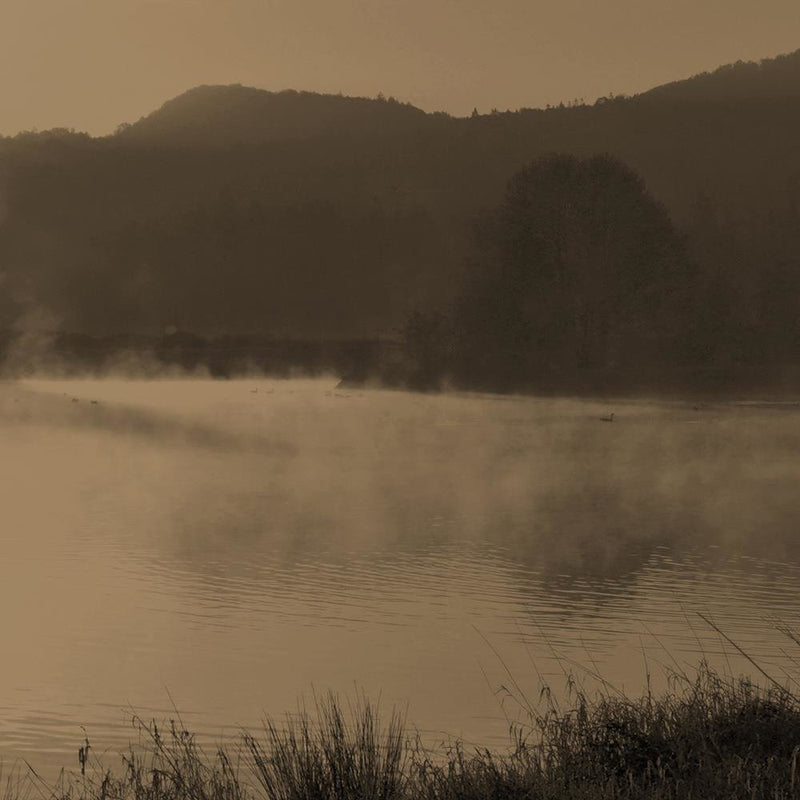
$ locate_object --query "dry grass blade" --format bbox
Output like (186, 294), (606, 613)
(697, 612), (799, 701)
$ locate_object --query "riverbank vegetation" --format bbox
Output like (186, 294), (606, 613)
(10, 657), (800, 800)
(387, 151), (800, 396)
(5, 145), (800, 398)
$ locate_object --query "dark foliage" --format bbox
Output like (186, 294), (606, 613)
(452, 154), (694, 390)
(3, 50), (800, 392)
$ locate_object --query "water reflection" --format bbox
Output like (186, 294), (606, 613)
(1, 379), (799, 777)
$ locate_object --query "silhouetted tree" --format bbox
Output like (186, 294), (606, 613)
(454, 154), (694, 390)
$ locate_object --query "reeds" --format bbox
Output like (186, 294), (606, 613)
(15, 718), (246, 800)
(245, 693), (407, 800)
(11, 655), (800, 800)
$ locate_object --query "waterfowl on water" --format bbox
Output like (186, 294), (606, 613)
(601, 412), (615, 422)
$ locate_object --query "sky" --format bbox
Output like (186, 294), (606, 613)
(2, 0), (799, 136)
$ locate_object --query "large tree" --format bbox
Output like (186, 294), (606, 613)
(454, 154), (695, 389)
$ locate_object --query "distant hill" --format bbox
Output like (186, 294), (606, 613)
(1, 49), (799, 372)
(638, 49), (800, 103)
(117, 85), (431, 145)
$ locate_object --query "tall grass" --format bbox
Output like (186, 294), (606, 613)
(10, 657), (800, 800)
(245, 693), (407, 800)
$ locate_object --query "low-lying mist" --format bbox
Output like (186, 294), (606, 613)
(4, 376), (799, 586)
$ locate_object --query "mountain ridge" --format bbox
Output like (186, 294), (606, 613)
(0, 47), (799, 365)
(107, 47), (800, 146)
(636, 48), (800, 103)
(115, 84), (433, 146)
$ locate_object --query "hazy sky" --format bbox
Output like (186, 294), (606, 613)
(3, 0), (799, 136)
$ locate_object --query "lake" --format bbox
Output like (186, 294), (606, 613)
(1, 377), (800, 777)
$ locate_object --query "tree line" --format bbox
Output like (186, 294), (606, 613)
(2, 54), (800, 392)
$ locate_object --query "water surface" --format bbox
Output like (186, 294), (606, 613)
(1, 378), (799, 775)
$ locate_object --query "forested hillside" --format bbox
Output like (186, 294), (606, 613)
(2, 49), (800, 388)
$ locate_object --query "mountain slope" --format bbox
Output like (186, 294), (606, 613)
(638, 49), (800, 103)
(0, 50), (799, 351)
(117, 85), (430, 145)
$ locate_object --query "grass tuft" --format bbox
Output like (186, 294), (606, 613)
(245, 693), (407, 800)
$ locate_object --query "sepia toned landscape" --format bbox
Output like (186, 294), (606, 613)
(3, 4), (800, 797)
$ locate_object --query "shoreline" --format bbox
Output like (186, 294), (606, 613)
(5, 662), (800, 800)
(4, 329), (800, 402)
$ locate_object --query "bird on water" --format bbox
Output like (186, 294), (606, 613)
(601, 411), (615, 422)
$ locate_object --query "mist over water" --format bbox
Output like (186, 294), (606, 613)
(1, 378), (799, 777)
